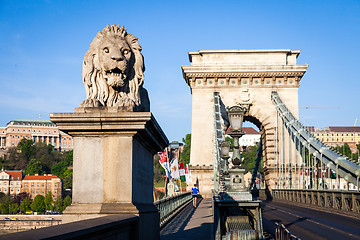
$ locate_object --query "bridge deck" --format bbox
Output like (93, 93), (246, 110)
(160, 198), (213, 240)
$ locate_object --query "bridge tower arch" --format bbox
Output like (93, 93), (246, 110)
(182, 50), (308, 197)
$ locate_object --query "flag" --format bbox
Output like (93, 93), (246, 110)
(159, 150), (170, 178)
(179, 163), (186, 182)
(185, 164), (192, 183)
(170, 158), (180, 179)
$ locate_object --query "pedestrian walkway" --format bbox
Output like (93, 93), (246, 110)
(160, 198), (213, 240)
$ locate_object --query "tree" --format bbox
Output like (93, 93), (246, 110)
(30, 195), (46, 213)
(225, 136), (234, 150)
(25, 158), (44, 175)
(44, 191), (54, 211)
(0, 195), (12, 214)
(13, 192), (31, 205)
(20, 198), (31, 213)
(180, 134), (191, 165)
(62, 169), (73, 189)
(10, 203), (19, 214)
(17, 139), (35, 161)
(53, 197), (64, 212)
(64, 195), (72, 208)
(241, 144), (263, 174)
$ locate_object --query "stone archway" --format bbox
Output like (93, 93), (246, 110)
(182, 50), (308, 197)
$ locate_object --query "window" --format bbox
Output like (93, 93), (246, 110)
(31, 183), (34, 187)
(31, 190), (34, 193)
(37, 183), (39, 187)
(64, 143), (66, 147)
(16, 182), (19, 185)
(54, 190), (57, 193)
(69, 143), (71, 147)
(42, 184), (44, 187)
(25, 183), (28, 187)
(36, 190), (39, 193)
(17, 188), (20, 192)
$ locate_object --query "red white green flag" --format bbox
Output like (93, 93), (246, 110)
(179, 162), (186, 182)
(159, 150), (170, 178)
(185, 164), (192, 183)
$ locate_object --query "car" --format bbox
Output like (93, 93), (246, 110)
(10, 217), (17, 220)
(45, 217), (53, 220)
(3, 217), (10, 220)
(26, 211), (33, 214)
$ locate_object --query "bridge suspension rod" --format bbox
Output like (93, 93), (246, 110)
(272, 91), (360, 188)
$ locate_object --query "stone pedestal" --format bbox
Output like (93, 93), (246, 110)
(50, 108), (168, 240)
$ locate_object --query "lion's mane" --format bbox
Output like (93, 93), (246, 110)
(80, 24), (146, 110)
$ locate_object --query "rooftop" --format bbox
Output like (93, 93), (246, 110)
(23, 175), (60, 181)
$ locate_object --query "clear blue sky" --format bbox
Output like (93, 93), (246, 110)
(0, 0), (359, 142)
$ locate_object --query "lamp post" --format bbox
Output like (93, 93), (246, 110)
(220, 141), (231, 175)
(227, 106), (246, 168)
(226, 106), (249, 194)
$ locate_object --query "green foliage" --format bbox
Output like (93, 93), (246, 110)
(241, 144), (263, 174)
(64, 195), (72, 207)
(44, 192), (54, 211)
(25, 158), (44, 175)
(10, 203), (19, 214)
(225, 136), (234, 151)
(0, 195), (12, 214)
(30, 195), (46, 213)
(53, 197), (65, 212)
(180, 134), (191, 165)
(62, 169), (73, 189)
(17, 139), (35, 161)
(20, 198), (31, 213)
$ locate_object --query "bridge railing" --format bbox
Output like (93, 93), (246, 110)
(154, 191), (192, 226)
(275, 222), (301, 240)
(272, 189), (360, 213)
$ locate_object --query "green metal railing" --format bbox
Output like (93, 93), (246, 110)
(154, 192), (192, 226)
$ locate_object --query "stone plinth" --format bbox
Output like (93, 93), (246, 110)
(50, 108), (168, 240)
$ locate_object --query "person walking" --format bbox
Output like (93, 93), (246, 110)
(192, 184), (199, 207)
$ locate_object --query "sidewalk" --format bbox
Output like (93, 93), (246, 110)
(160, 198), (213, 240)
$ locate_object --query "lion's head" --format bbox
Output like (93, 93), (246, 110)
(80, 24), (148, 111)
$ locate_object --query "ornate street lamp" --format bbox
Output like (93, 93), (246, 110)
(225, 105), (250, 194)
(220, 141), (231, 174)
(227, 106), (247, 167)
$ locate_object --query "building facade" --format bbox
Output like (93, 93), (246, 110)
(22, 175), (62, 200)
(0, 119), (73, 152)
(307, 126), (360, 151)
(0, 170), (22, 196)
(0, 170), (62, 200)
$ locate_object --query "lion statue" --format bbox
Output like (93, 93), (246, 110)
(80, 24), (150, 112)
